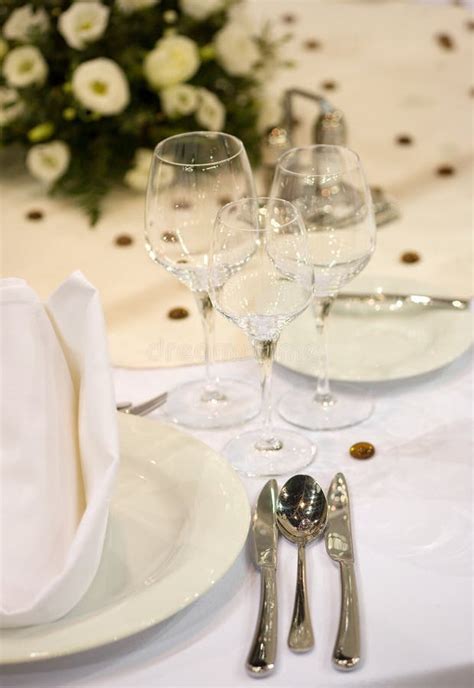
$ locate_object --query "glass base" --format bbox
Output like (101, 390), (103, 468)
(279, 383), (373, 431)
(165, 378), (260, 429)
(223, 428), (316, 477)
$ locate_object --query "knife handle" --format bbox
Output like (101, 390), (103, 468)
(246, 566), (278, 677)
(333, 561), (360, 670)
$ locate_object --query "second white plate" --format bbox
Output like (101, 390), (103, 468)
(0, 413), (250, 664)
(277, 277), (472, 382)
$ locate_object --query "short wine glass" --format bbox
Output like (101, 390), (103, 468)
(271, 145), (377, 430)
(145, 132), (260, 429)
(209, 197), (315, 476)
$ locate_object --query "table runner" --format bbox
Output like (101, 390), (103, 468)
(1, 1), (472, 368)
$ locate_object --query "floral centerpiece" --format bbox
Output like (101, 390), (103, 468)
(0, 1), (285, 223)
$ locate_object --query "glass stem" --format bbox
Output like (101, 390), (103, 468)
(312, 296), (335, 406)
(194, 291), (226, 403)
(251, 338), (282, 451)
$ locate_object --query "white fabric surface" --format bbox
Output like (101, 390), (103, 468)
(1, 349), (472, 686)
(0, 273), (119, 627)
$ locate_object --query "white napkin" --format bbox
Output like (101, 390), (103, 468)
(0, 272), (119, 627)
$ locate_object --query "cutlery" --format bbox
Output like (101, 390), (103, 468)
(246, 479), (279, 678)
(326, 472), (360, 671)
(276, 475), (328, 653)
(337, 291), (469, 311)
(116, 392), (167, 416)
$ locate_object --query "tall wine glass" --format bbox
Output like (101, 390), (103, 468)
(145, 132), (260, 428)
(271, 145), (376, 430)
(209, 197), (315, 476)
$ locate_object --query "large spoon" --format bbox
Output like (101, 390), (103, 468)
(276, 475), (328, 652)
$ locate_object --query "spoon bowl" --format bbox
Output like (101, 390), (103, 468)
(276, 475), (328, 652)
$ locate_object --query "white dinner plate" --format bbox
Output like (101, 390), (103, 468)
(0, 413), (250, 665)
(277, 277), (472, 382)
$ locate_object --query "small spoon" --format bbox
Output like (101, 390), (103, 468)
(276, 475), (328, 652)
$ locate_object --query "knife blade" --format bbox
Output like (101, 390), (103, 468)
(337, 291), (469, 311)
(326, 473), (360, 670)
(246, 479), (278, 678)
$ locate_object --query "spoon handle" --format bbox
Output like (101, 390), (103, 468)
(288, 543), (314, 652)
(246, 566), (278, 677)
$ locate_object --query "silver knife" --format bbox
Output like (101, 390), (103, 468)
(326, 473), (360, 671)
(338, 292), (469, 311)
(246, 479), (279, 678)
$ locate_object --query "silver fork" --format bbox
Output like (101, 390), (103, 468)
(116, 392), (167, 416)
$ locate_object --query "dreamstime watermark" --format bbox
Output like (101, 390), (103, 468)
(146, 338), (318, 365)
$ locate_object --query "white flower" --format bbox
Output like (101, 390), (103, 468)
(116, 0), (159, 13)
(180, 0), (225, 21)
(161, 84), (198, 118)
(58, 1), (109, 50)
(195, 88), (225, 131)
(3, 5), (50, 42)
(214, 22), (259, 76)
(2, 45), (48, 88)
(124, 148), (153, 191)
(26, 141), (70, 184)
(144, 35), (200, 90)
(72, 58), (130, 115)
(0, 87), (24, 126)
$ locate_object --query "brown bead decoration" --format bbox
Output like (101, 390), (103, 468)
(466, 20), (474, 31)
(282, 14), (296, 24)
(401, 251), (421, 264)
(350, 442), (375, 460)
(26, 209), (44, 221)
(304, 39), (321, 51)
(161, 231), (177, 242)
(173, 199), (192, 210)
(396, 134), (413, 146)
(168, 307), (189, 320)
(436, 164), (455, 176)
(114, 234), (133, 246)
(436, 33), (455, 50)
(219, 195), (233, 207)
(321, 80), (337, 91)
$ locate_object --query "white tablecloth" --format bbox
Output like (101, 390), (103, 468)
(3, 349), (473, 687)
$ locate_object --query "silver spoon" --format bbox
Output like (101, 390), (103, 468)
(276, 475), (328, 653)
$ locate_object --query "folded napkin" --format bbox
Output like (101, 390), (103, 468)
(0, 272), (119, 627)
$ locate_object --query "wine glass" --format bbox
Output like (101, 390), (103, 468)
(145, 132), (260, 428)
(209, 197), (315, 476)
(271, 145), (376, 430)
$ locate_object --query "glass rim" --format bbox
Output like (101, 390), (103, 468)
(276, 144), (362, 177)
(216, 196), (302, 231)
(153, 131), (245, 168)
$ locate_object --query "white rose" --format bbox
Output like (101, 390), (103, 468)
(2, 45), (48, 88)
(26, 141), (70, 184)
(144, 35), (200, 90)
(214, 22), (259, 76)
(3, 5), (50, 42)
(161, 84), (198, 118)
(58, 1), (109, 50)
(116, 0), (159, 13)
(195, 88), (225, 131)
(180, 0), (225, 21)
(0, 87), (24, 126)
(124, 148), (154, 191)
(72, 58), (130, 115)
